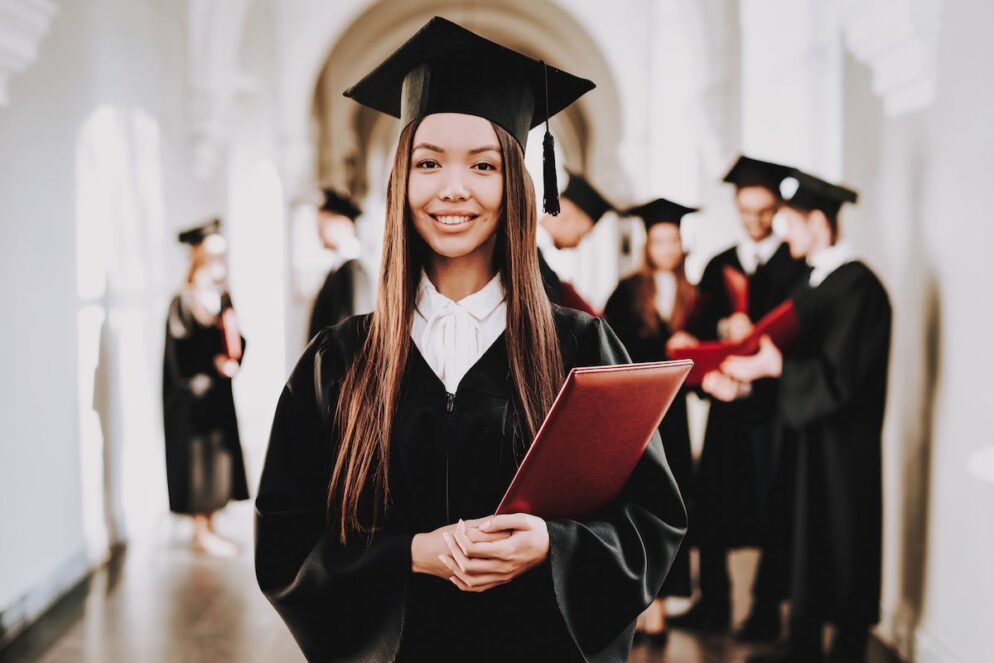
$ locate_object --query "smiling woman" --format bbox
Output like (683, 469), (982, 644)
(254, 17), (687, 663)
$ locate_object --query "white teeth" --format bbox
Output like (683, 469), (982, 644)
(436, 215), (471, 225)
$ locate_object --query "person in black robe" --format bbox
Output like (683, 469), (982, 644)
(672, 156), (808, 635)
(163, 219), (249, 557)
(537, 172), (615, 314)
(256, 18), (687, 662)
(308, 189), (373, 340)
(604, 198), (699, 646)
(711, 169), (891, 663)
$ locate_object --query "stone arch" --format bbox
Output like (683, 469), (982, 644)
(308, 0), (624, 201)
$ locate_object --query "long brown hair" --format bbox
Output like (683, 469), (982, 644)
(632, 240), (697, 337)
(327, 119), (564, 541)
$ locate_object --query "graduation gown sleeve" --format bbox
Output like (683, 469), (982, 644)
(255, 324), (414, 662)
(546, 313), (688, 659)
(778, 265), (892, 429)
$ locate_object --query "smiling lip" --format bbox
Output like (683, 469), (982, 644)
(429, 211), (478, 228)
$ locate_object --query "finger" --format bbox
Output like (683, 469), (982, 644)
(460, 539), (514, 560)
(480, 513), (532, 532)
(448, 572), (514, 592)
(443, 532), (472, 572)
(443, 555), (513, 589)
(450, 575), (505, 593)
(465, 527), (511, 544)
(454, 521), (473, 557)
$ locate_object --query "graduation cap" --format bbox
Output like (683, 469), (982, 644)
(723, 155), (794, 193)
(626, 198), (699, 231)
(561, 172), (613, 224)
(177, 218), (221, 245)
(778, 169), (858, 218)
(320, 189), (362, 220)
(343, 16), (595, 215)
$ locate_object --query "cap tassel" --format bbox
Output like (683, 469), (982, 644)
(540, 61), (560, 216)
(543, 131), (560, 216)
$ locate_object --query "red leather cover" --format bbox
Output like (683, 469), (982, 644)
(722, 265), (749, 314)
(495, 359), (692, 520)
(669, 299), (799, 385)
(219, 308), (242, 361)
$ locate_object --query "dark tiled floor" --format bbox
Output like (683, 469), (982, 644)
(1, 503), (901, 663)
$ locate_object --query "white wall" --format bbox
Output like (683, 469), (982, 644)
(0, 0), (195, 634)
(845, 2), (994, 661)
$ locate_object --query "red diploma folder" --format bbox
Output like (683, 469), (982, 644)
(495, 359), (693, 520)
(219, 308), (242, 361)
(722, 266), (749, 314)
(669, 299), (799, 385)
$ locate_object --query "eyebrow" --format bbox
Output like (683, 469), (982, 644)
(412, 143), (502, 156)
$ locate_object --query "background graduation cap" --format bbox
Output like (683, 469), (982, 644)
(177, 218), (222, 245)
(723, 155), (794, 193)
(320, 189), (362, 220)
(626, 198), (699, 231)
(343, 16), (595, 215)
(779, 169), (858, 218)
(561, 172), (613, 224)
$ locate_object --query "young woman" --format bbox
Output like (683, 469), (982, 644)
(162, 220), (249, 557)
(255, 18), (686, 662)
(603, 199), (699, 646)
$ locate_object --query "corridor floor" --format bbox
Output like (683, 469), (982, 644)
(0, 503), (900, 663)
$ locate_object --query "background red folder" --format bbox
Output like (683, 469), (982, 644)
(495, 360), (692, 520)
(219, 308), (242, 361)
(669, 299), (799, 385)
(722, 265), (749, 314)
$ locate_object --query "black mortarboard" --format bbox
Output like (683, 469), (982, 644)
(561, 172), (613, 224)
(722, 155), (794, 193)
(343, 17), (595, 215)
(778, 169), (858, 218)
(320, 189), (362, 220)
(626, 198), (699, 231)
(177, 218), (221, 245)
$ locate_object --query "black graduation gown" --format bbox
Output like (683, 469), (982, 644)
(162, 292), (250, 514)
(688, 243), (807, 549)
(537, 248), (562, 305)
(255, 307), (687, 662)
(603, 274), (692, 598)
(779, 261), (890, 630)
(308, 258), (366, 341)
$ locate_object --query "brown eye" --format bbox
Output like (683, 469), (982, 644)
(416, 159), (440, 169)
(473, 162), (497, 172)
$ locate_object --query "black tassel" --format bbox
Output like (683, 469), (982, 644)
(539, 60), (560, 216)
(543, 130), (560, 215)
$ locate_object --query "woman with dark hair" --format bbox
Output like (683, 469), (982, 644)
(255, 18), (686, 663)
(603, 199), (699, 646)
(163, 219), (249, 557)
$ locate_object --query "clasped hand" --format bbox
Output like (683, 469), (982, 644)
(412, 514), (549, 593)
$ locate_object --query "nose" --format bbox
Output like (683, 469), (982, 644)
(438, 168), (470, 202)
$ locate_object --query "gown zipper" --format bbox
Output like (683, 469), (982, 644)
(445, 392), (455, 523)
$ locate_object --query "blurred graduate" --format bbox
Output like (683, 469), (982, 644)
(603, 198), (699, 646)
(255, 17), (686, 663)
(537, 171), (614, 314)
(673, 157), (808, 636)
(308, 189), (374, 340)
(162, 219), (249, 557)
(706, 170), (891, 663)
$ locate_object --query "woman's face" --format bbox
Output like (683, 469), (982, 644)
(194, 234), (228, 287)
(646, 222), (684, 272)
(408, 113), (504, 265)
